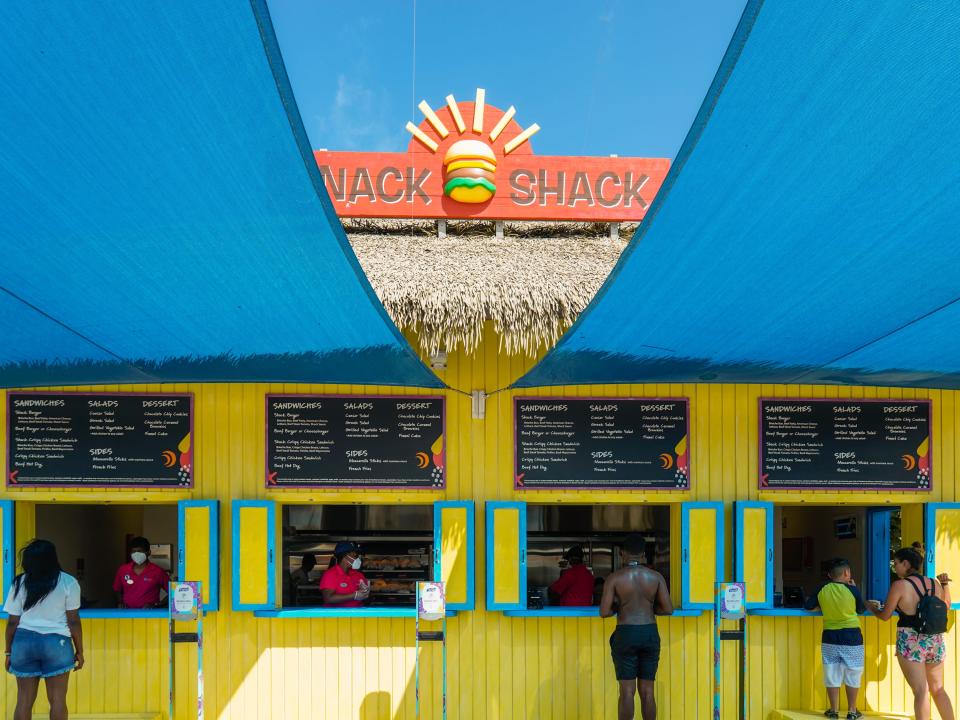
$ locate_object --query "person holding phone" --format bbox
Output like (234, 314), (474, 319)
(4, 539), (84, 720)
(319, 541), (370, 607)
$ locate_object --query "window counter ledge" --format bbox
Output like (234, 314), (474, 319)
(749, 608), (888, 617)
(504, 608), (703, 618)
(254, 608), (458, 619)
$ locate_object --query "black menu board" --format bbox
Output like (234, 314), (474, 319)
(759, 399), (932, 490)
(514, 397), (690, 489)
(266, 395), (445, 488)
(6, 392), (194, 488)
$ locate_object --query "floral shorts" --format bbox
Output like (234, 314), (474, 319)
(896, 628), (945, 665)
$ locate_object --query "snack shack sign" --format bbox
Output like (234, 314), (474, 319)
(315, 88), (669, 222)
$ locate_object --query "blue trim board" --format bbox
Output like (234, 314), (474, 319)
(255, 608), (458, 619)
(680, 501), (724, 610)
(734, 501), (774, 609)
(231, 500), (276, 611)
(485, 501), (527, 612)
(433, 500), (476, 611)
(178, 499), (220, 612)
(0, 500), (13, 602)
(504, 608), (704, 618)
(925, 502), (960, 609)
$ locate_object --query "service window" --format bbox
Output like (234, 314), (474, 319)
(282, 504), (434, 609)
(524, 504), (671, 610)
(0, 500), (220, 614)
(269, 501), (475, 612)
(35, 503), (178, 610)
(772, 505), (905, 608)
(486, 500), (720, 612)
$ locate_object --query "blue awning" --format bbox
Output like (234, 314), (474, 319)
(0, 1), (439, 388)
(519, 1), (960, 389)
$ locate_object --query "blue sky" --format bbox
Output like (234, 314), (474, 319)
(267, 0), (746, 159)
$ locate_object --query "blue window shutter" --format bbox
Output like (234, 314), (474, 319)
(681, 501), (724, 610)
(485, 501), (526, 611)
(866, 508), (893, 604)
(734, 501), (773, 609)
(925, 502), (960, 609)
(433, 500), (475, 611)
(177, 499), (220, 612)
(231, 500), (276, 611)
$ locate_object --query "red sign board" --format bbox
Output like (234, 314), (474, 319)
(314, 90), (669, 222)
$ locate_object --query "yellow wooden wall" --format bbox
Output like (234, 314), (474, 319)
(1, 324), (958, 719)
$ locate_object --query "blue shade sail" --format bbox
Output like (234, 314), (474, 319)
(0, 1), (439, 388)
(518, 1), (960, 389)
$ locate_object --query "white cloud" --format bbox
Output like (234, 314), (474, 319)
(315, 75), (405, 152)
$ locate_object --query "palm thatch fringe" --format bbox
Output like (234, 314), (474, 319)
(346, 219), (635, 356)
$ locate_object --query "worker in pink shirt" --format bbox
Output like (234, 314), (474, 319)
(113, 537), (169, 609)
(319, 541), (370, 608)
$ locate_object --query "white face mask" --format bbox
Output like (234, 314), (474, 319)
(131, 552), (147, 565)
(351, 557), (362, 571)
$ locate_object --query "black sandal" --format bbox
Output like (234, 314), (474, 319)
(823, 711), (839, 719)
(846, 712), (863, 720)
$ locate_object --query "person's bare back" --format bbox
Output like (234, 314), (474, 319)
(600, 539), (674, 720)
(601, 564), (673, 624)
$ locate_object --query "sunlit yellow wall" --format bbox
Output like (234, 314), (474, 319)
(1, 324), (958, 719)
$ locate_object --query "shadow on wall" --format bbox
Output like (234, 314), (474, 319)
(361, 691), (391, 720)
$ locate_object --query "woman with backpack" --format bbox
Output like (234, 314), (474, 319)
(3, 539), (84, 720)
(868, 547), (954, 720)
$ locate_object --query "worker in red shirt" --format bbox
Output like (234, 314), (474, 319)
(113, 537), (170, 609)
(549, 545), (595, 606)
(319, 541), (370, 607)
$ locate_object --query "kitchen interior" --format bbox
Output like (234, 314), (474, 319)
(282, 503), (434, 607)
(525, 503), (671, 609)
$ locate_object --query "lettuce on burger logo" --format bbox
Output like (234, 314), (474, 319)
(405, 88), (539, 205)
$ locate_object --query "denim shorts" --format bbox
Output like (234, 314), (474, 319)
(9, 628), (75, 678)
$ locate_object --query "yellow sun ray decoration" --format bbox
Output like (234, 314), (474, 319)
(406, 88), (540, 204)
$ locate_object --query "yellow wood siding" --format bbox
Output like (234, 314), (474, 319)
(0, 326), (957, 718)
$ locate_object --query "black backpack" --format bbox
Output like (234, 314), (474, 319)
(906, 576), (949, 635)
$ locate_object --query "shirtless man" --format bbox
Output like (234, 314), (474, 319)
(600, 534), (673, 720)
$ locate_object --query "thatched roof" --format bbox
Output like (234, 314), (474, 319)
(345, 218), (634, 356)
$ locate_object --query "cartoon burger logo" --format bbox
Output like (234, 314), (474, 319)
(443, 139), (497, 203)
(405, 88), (539, 205)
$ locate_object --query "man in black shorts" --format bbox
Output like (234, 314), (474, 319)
(600, 534), (673, 720)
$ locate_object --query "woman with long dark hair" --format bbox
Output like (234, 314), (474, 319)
(3, 539), (84, 720)
(868, 547), (954, 720)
